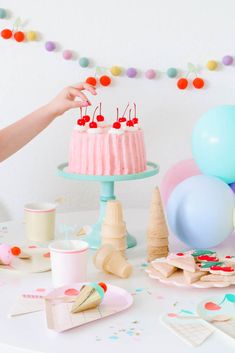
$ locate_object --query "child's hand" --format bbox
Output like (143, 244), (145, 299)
(47, 83), (97, 117)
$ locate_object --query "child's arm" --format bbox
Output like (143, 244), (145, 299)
(0, 83), (96, 162)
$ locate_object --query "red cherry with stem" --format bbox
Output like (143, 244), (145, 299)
(14, 31), (25, 42)
(204, 302), (221, 311)
(113, 121), (121, 129)
(126, 120), (134, 127)
(132, 117), (138, 124)
(193, 77), (204, 89)
(96, 102), (104, 121)
(132, 102), (138, 124)
(82, 106), (90, 122)
(89, 105), (99, 128)
(77, 118), (85, 126)
(177, 78), (188, 90)
(89, 121), (98, 128)
(118, 103), (129, 122)
(1, 28), (13, 39)
(83, 115), (90, 122)
(86, 76), (97, 87)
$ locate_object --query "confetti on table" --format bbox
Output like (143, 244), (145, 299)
(135, 288), (144, 292)
(109, 335), (119, 340)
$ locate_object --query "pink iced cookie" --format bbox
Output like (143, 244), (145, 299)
(0, 243), (13, 265)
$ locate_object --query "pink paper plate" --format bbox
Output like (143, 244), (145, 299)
(45, 283), (133, 332)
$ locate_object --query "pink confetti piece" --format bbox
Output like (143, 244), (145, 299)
(156, 295), (164, 300)
(64, 288), (79, 296)
(28, 245), (37, 248)
(43, 252), (50, 258)
(167, 313), (178, 318)
(36, 288), (46, 292)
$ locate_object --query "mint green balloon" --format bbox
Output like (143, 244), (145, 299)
(192, 105), (235, 183)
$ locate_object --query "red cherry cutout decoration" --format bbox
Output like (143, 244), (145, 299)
(177, 78), (188, 90)
(119, 117), (126, 123)
(83, 115), (90, 122)
(132, 117), (138, 124)
(176, 253), (184, 256)
(204, 301), (221, 311)
(97, 114), (104, 122)
(86, 77), (97, 87)
(77, 118), (85, 126)
(126, 120), (134, 127)
(11, 246), (21, 256)
(1, 28), (12, 39)
(64, 288), (79, 296)
(14, 31), (25, 42)
(89, 121), (98, 128)
(100, 75), (111, 86)
(193, 77), (204, 89)
(98, 282), (107, 292)
(113, 121), (121, 129)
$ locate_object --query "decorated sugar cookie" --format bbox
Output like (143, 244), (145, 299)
(209, 265), (235, 276)
(197, 255), (219, 263)
(166, 252), (196, 273)
(151, 258), (177, 278)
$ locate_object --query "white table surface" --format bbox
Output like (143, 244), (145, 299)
(0, 208), (235, 353)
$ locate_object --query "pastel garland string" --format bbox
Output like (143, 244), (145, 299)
(0, 7), (234, 90)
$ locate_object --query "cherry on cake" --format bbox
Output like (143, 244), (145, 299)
(68, 103), (147, 176)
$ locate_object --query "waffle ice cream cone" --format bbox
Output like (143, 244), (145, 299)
(147, 187), (169, 261)
(71, 283), (106, 314)
(101, 200), (127, 253)
(94, 244), (132, 278)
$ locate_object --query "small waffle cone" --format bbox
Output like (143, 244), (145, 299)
(147, 187), (169, 262)
(93, 244), (132, 278)
(104, 200), (124, 225)
(102, 235), (126, 250)
(101, 223), (126, 238)
(71, 285), (102, 313)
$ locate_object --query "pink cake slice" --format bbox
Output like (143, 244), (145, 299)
(68, 128), (147, 176)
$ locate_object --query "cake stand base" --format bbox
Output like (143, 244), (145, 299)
(58, 161), (159, 250)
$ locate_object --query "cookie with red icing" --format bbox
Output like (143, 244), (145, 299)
(166, 252), (196, 273)
(197, 255), (219, 263)
(209, 265), (235, 276)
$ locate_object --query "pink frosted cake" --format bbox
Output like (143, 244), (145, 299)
(68, 104), (147, 176)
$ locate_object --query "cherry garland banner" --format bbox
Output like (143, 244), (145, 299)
(0, 7), (234, 91)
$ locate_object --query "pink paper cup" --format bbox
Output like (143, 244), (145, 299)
(49, 240), (89, 287)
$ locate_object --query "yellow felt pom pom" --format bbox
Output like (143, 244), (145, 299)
(110, 66), (122, 76)
(26, 31), (37, 41)
(206, 60), (218, 71)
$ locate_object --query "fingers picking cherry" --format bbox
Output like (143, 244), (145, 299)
(89, 121), (98, 128)
(14, 31), (25, 42)
(77, 118), (85, 126)
(1, 28), (12, 39)
(113, 121), (121, 129)
(177, 78), (188, 90)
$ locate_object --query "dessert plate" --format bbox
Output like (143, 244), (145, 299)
(0, 247), (51, 273)
(146, 265), (234, 289)
(45, 283), (133, 332)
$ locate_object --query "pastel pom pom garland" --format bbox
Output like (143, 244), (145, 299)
(45, 41), (56, 51)
(0, 8), (7, 19)
(62, 50), (73, 60)
(145, 69), (156, 79)
(222, 55), (233, 66)
(126, 67), (137, 78)
(79, 57), (89, 68)
(110, 66), (122, 76)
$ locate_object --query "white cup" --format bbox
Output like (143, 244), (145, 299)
(49, 240), (89, 287)
(24, 202), (56, 242)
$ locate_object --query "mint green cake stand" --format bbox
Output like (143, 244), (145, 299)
(58, 161), (159, 249)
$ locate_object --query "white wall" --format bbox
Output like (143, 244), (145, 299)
(1, 0), (235, 221)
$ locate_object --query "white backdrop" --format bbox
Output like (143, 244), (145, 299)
(0, 0), (235, 221)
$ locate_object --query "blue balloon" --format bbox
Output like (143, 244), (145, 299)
(167, 175), (234, 248)
(192, 105), (235, 184)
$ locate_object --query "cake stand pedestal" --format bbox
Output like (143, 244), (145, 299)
(57, 161), (159, 249)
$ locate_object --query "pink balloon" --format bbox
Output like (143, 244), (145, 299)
(160, 159), (201, 206)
